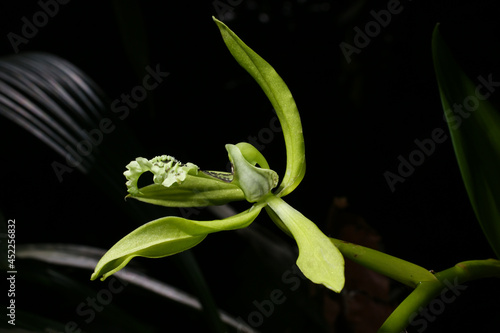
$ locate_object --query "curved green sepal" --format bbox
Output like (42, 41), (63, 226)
(124, 155), (199, 195)
(433, 24), (500, 258)
(214, 17), (305, 197)
(91, 204), (264, 281)
(266, 195), (345, 292)
(226, 144), (278, 202)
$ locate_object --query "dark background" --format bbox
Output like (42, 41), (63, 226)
(0, 1), (499, 332)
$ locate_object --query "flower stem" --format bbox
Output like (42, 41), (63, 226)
(378, 259), (500, 332)
(329, 237), (436, 287)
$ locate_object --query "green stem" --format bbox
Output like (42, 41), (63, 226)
(329, 238), (500, 332)
(263, 200), (500, 332)
(266, 202), (435, 288)
(378, 259), (500, 333)
(329, 238), (436, 288)
(378, 280), (442, 333)
(436, 259), (500, 282)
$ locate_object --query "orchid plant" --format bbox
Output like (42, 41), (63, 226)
(91, 17), (345, 292)
(92, 18), (500, 332)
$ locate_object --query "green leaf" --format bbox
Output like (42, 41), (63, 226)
(226, 143), (278, 202)
(213, 17), (306, 197)
(91, 204), (264, 281)
(265, 195), (345, 292)
(432, 24), (500, 258)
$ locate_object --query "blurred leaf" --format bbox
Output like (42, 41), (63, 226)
(112, 0), (150, 74)
(432, 24), (500, 258)
(17, 243), (258, 332)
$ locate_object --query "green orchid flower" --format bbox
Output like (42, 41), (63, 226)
(91, 17), (345, 293)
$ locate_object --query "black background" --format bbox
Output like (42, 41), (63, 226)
(0, 1), (499, 332)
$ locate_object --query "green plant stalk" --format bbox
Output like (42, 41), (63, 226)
(265, 214), (500, 332)
(378, 259), (500, 333)
(337, 219), (500, 323)
(329, 238), (500, 332)
(329, 238), (436, 288)
(378, 280), (443, 333)
(265, 206), (434, 288)
(175, 252), (227, 333)
(442, 259), (500, 281)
